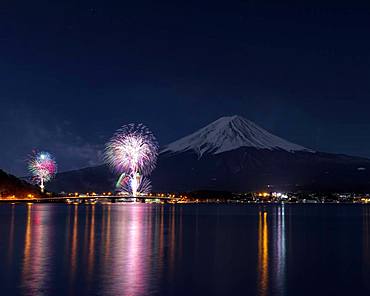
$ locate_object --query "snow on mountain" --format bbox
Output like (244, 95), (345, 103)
(161, 115), (314, 156)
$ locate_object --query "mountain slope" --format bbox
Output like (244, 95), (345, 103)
(0, 169), (42, 198)
(152, 148), (370, 192)
(49, 165), (115, 193)
(49, 115), (370, 193)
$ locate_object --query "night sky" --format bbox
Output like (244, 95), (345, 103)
(1, 1), (370, 176)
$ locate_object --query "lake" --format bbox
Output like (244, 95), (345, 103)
(0, 203), (369, 295)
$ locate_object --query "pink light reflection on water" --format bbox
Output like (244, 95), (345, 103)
(102, 204), (152, 296)
(21, 205), (53, 295)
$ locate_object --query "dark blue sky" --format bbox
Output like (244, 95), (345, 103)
(1, 1), (370, 175)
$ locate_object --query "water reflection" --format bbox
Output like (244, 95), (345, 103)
(87, 205), (96, 281)
(156, 206), (165, 280)
(169, 206), (176, 277)
(7, 205), (15, 267)
(104, 205), (111, 261)
(274, 205), (286, 295)
(69, 204), (78, 287)
(258, 211), (269, 296)
(363, 207), (370, 290)
(123, 205), (148, 295)
(102, 205), (151, 296)
(21, 204), (52, 295)
(15, 204), (291, 296)
(257, 206), (287, 296)
(3, 204), (370, 295)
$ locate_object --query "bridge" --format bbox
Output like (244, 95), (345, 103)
(0, 195), (177, 204)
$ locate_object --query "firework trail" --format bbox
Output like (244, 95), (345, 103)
(118, 174), (152, 196)
(28, 151), (57, 192)
(105, 123), (158, 196)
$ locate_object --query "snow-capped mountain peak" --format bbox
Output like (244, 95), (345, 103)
(161, 115), (313, 156)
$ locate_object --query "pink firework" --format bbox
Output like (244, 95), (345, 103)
(105, 123), (158, 176)
(28, 151), (57, 191)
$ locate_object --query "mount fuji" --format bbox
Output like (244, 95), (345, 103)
(49, 115), (370, 193)
(161, 115), (313, 156)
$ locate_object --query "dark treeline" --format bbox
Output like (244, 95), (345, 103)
(0, 169), (42, 198)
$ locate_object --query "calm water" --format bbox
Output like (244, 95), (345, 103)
(0, 203), (370, 295)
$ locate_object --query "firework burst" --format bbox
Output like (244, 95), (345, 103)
(105, 123), (158, 175)
(28, 151), (57, 192)
(105, 123), (158, 196)
(118, 174), (152, 196)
